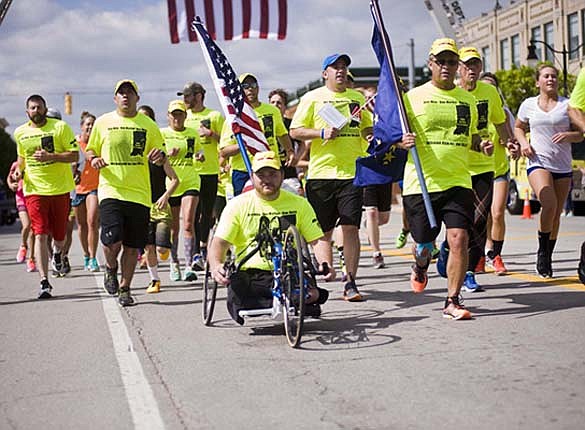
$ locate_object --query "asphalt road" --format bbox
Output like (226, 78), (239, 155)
(1, 208), (584, 430)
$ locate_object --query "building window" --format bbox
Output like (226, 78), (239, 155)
(543, 21), (555, 64)
(511, 34), (520, 67)
(567, 12), (579, 60)
(500, 39), (510, 70)
(481, 46), (491, 71)
(531, 26), (543, 60)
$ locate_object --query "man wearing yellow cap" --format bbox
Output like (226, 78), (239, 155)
(161, 99), (204, 283)
(398, 39), (491, 320)
(456, 46), (516, 291)
(219, 73), (294, 196)
(86, 79), (166, 306)
(208, 151), (328, 324)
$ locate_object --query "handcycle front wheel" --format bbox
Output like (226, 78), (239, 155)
(202, 260), (218, 326)
(282, 224), (305, 348)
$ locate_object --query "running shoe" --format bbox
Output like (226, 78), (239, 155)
(343, 281), (363, 302)
(474, 256), (486, 274)
(103, 266), (119, 295)
(88, 258), (100, 273)
(395, 229), (408, 249)
(38, 278), (53, 299)
(62, 256), (71, 275)
(410, 264), (428, 293)
(304, 303), (322, 318)
(183, 269), (198, 282)
(578, 242), (585, 285)
(436, 240), (449, 278)
(51, 252), (63, 277)
(191, 254), (205, 271)
(146, 279), (161, 294)
(26, 258), (37, 273)
(83, 256), (90, 271)
(487, 255), (507, 276)
(373, 252), (385, 269)
(462, 271), (484, 293)
(442, 296), (472, 320)
(170, 262), (181, 282)
(16, 245), (27, 263)
(118, 287), (135, 307)
(536, 249), (551, 278)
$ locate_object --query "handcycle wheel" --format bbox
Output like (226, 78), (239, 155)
(202, 260), (218, 326)
(282, 224), (305, 348)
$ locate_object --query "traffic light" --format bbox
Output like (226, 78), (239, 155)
(64, 92), (72, 115)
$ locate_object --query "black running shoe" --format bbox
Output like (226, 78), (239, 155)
(38, 278), (53, 299)
(536, 250), (549, 278)
(118, 288), (135, 307)
(52, 252), (63, 277)
(62, 256), (71, 275)
(304, 303), (322, 318)
(103, 266), (119, 295)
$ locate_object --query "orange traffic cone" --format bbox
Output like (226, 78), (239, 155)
(521, 190), (532, 219)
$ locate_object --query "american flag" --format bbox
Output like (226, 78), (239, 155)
(193, 18), (270, 156)
(168, 0), (287, 44)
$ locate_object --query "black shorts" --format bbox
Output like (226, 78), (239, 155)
(227, 269), (273, 325)
(402, 187), (474, 244)
(363, 183), (392, 212)
(305, 179), (363, 232)
(169, 189), (200, 207)
(146, 220), (172, 248)
(99, 198), (150, 249)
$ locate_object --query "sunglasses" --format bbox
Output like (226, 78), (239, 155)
(241, 82), (258, 90)
(432, 57), (459, 67)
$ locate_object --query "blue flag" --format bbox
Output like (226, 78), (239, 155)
(354, 17), (407, 187)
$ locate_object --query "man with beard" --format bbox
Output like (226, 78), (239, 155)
(13, 94), (79, 299)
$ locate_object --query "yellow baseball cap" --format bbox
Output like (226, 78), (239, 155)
(429, 38), (459, 57)
(252, 151), (281, 172)
(167, 100), (186, 113)
(239, 73), (258, 83)
(114, 79), (139, 95)
(459, 46), (482, 63)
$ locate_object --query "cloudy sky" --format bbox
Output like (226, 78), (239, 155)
(0, 0), (506, 135)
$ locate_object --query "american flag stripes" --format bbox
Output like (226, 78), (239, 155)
(168, 0), (287, 44)
(193, 18), (271, 156)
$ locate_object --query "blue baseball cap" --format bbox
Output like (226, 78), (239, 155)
(322, 53), (351, 70)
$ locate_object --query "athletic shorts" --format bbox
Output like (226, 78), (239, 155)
(402, 187), (474, 244)
(169, 189), (200, 207)
(527, 166), (572, 180)
(227, 269), (273, 325)
(15, 189), (26, 212)
(363, 183), (392, 212)
(25, 193), (70, 240)
(146, 220), (172, 248)
(494, 170), (510, 183)
(71, 189), (97, 207)
(99, 198), (150, 249)
(305, 179), (363, 232)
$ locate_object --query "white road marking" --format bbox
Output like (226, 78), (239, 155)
(94, 275), (165, 430)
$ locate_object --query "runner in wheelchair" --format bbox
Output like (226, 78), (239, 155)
(208, 151), (329, 325)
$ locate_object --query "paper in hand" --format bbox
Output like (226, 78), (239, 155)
(317, 104), (349, 130)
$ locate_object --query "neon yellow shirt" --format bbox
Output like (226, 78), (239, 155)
(569, 67), (585, 110)
(219, 103), (287, 172)
(161, 126), (202, 196)
(215, 190), (323, 271)
(466, 81), (506, 176)
(403, 82), (478, 195)
(290, 86), (373, 179)
(185, 107), (224, 175)
(86, 111), (165, 208)
(15, 118), (78, 196)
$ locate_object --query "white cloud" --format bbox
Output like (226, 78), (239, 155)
(0, 0), (496, 134)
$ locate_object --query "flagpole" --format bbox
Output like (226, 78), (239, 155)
(234, 130), (253, 177)
(370, 0), (437, 229)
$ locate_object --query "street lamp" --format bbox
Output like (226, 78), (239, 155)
(527, 39), (585, 96)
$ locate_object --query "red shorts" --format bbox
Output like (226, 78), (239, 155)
(25, 193), (71, 240)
